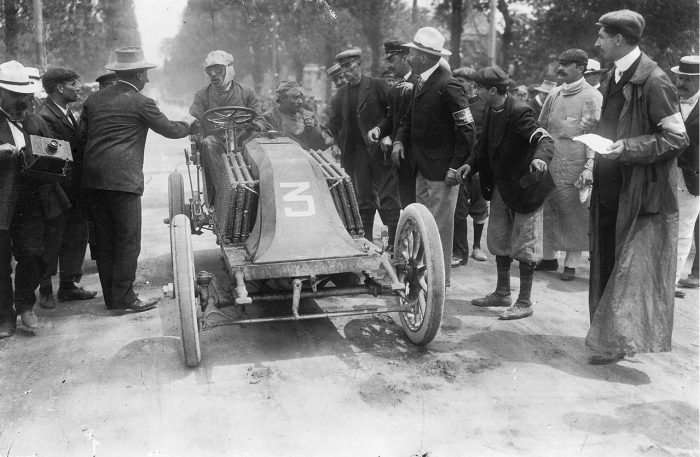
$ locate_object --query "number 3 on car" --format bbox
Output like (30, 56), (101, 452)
(280, 182), (315, 217)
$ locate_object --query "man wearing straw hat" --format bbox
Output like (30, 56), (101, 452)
(391, 27), (476, 286)
(584, 59), (604, 90)
(81, 46), (196, 313)
(528, 80), (555, 119)
(671, 55), (700, 293)
(0, 60), (70, 337)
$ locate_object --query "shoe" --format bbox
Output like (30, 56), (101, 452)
(112, 297), (158, 313)
(471, 292), (511, 308)
(39, 293), (57, 309)
(498, 301), (533, 320)
(678, 274), (700, 289)
(20, 310), (39, 328)
(0, 321), (15, 338)
(451, 255), (466, 268)
(561, 267), (576, 281)
(471, 247), (487, 261)
(57, 286), (98, 301)
(675, 289), (686, 299)
(588, 352), (625, 365)
(535, 259), (558, 271)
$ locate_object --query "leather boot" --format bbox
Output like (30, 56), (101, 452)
(360, 209), (376, 241)
(472, 256), (512, 307)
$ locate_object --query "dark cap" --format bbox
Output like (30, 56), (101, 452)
(275, 80), (302, 97)
(558, 48), (588, 67)
(471, 66), (510, 88)
(452, 66), (476, 80)
(41, 66), (79, 92)
(596, 9), (645, 41)
(335, 48), (362, 65)
(96, 72), (117, 84)
(383, 40), (409, 59)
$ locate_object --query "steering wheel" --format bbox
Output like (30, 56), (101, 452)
(201, 106), (258, 134)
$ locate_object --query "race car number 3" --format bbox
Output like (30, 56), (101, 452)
(280, 182), (316, 217)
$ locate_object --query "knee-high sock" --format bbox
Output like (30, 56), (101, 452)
(473, 221), (484, 248)
(518, 261), (536, 304)
(496, 255), (512, 296)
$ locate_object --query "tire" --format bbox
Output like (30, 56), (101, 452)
(394, 203), (445, 345)
(171, 214), (201, 367)
(168, 171), (185, 223)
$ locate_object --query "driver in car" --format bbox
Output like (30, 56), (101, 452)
(189, 50), (262, 205)
(262, 81), (331, 151)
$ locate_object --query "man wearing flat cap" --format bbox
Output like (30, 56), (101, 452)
(585, 10), (688, 364)
(38, 67), (97, 309)
(190, 50), (261, 206)
(392, 27), (476, 286)
(671, 56), (700, 292)
(451, 66), (489, 267)
(536, 49), (602, 281)
(81, 46), (196, 313)
(458, 65), (555, 320)
(262, 81), (328, 151)
(369, 40), (418, 209)
(326, 48), (399, 245)
(0, 60), (70, 337)
(96, 72), (117, 90)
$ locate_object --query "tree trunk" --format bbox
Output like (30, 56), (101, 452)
(497, 0), (513, 67)
(412, 0), (418, 23)
(4, 0), (20, 60)
(449, 0), (463, 68)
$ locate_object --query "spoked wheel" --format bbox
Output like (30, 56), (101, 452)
(168, 171), (185, 222)
(394, 203), (445, 345)
(171, 214), (201, 367)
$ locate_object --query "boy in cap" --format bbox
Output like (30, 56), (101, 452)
(38, 67), (97, 308)
(537, 49), (602, 281)
(190, 50), (261, 205)
(585, 10), (688, 364)
(458, 66), (555, 319)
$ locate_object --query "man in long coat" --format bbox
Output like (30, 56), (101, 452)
(585, 10), (688, 364)
(537, 49), (602, 281)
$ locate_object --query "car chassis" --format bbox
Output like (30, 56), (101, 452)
(166, 106), (445, 367)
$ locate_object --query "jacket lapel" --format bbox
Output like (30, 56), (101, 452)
(357, 76), (370, 114)
(46, 98), (76, 134)
(686, 103), (699, 126)
(415, 65), (442, 99)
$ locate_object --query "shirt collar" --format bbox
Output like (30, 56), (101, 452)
(680, 90), (700, 105)
(48, 96), (69, 116)
(561, 76), (585, 93)
(420, 62), (440, 82)
(403, 70), (412, 81)
(614, 47), (641, 75)
(117, 80), (140, 92)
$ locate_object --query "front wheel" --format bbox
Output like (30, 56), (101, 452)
(394, 203), (445, 345)
(171, 214), (201, 367)
(168, 171), (185, 223)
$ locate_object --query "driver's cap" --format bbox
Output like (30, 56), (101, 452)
(204, 50), (234, 68)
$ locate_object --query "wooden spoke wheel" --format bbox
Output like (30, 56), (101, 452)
(168, 171), (185, 223)
(394, 203), (445, 345)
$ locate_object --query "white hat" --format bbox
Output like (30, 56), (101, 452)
(404, 27), (452, 57)
(671, 55), (700, 76)
(584, 59), (602, 74)
(205, 50), (234, 68)
(0, 61), (37, 94)
(24, 66), (43, 94)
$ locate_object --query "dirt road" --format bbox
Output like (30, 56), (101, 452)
(0, 103), (697, 457)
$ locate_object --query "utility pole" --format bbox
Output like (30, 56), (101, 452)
(489, 0), (497, 66)
(33, 0), (47, 70)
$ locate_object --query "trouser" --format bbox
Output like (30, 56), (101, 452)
(41, 204), (89, 289)
(693, 217), (699, 277)
(85, 189), (141, 309)
(486, 186), (542, 263)
(201, 135), (226, 206)
(415, 172), (459, 286)
(453, 173), (489, 258)
(675, 176), (700, 283)
(0, 194), (46, 323)
(397, 158), (416, 208)
(351, 146), (401, 240)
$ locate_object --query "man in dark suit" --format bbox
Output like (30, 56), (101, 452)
(0, 60), (71, 337)
(369, 40), (417, 209)
(392, 28), (476, 286)
(81, 47), (195, 312)
(38, 67), (97, 309)
(672, 55), (700, 291)
(326, 49), (399, 243)
(458, 66), (555, 320)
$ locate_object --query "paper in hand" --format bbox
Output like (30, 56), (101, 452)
(573, 134), (614, 155)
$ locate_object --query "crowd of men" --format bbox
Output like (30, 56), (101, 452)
(0, 9), (697, 367)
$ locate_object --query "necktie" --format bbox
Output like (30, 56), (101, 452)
(67, 110), (78, 128)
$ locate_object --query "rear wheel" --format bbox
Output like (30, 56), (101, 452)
(168, 172), (185, 222)
(171, 214), (201, 367)
(394, 203), (445, 345)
